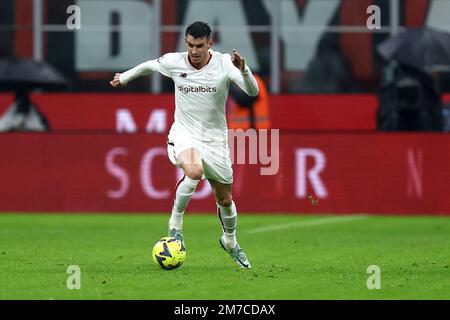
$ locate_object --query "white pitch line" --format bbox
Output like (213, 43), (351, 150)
(245, 215), (369, 234)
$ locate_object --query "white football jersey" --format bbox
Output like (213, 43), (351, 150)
(159, 49), (259, 143)
(120, 49), (259, 144)
(161, 50), (229, 143)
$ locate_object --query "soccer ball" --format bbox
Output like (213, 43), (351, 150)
(152, 237), (186, 270)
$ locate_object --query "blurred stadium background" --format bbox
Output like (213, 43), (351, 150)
(1, 0), (450, 301)
(1, 0), (450, 215)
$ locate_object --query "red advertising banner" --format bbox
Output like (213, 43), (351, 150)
(0, 93), (379, 131)
(1, 93), (449, 132)
(0, 132), (449, 215)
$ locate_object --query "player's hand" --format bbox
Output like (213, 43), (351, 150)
(231, 49), (246, 72)
(110, 73), (123, 87)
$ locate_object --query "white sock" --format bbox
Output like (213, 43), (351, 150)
(169, 176), (200, 230)
(217, 201), (237, 249)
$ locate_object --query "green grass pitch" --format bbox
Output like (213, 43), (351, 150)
(0, 213), (449, 300)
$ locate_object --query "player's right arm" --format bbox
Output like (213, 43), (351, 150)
(109, 53), (174, 87)
(109, 59), (159, 87)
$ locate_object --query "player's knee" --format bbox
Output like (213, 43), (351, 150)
(217, 195), (233, 207)
(185, 164), (203, 180)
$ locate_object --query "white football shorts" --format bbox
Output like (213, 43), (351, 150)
(167, 129), (233, 184)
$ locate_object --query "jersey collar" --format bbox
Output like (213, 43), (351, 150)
(187, 50), (214, 70)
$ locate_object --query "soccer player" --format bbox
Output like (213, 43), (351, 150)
(110, 21), (258, 269)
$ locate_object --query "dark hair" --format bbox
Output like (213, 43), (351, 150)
(185, 21), (211, 39)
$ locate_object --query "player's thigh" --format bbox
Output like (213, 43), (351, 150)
(201, 143), (233, 185)
(209, 179), (233, 206)
(178, 148), (204, 180)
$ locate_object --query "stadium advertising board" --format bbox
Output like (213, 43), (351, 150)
(1, 133), (449, 215)
(0, 93), (379, 131)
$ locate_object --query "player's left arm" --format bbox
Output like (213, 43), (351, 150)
(229, 49), (259, 97)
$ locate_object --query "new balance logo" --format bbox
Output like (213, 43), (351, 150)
(179, 73), (188, 78)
